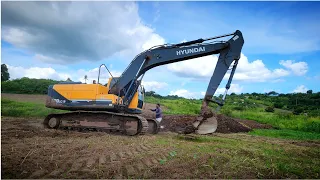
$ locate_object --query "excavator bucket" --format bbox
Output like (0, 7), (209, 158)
(192, 104), (218, 134)
(193, 116), (218, 134)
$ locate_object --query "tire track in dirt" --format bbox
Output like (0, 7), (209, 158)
(28, 143), (173, 179)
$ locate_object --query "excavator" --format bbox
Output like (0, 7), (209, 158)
(43, 30), (244, 136)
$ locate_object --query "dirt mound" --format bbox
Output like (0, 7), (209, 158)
(143, 113), (264, 134)
(214, 114), (251, 133)
(141, 103), (272, 134)
(234, 118), (272, 129)
(159, 115), (197, 132)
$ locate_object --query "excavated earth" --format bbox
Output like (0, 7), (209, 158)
(141, 103), (272, 134)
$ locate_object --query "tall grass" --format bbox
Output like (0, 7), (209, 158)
(145, 96), (320, 133)
(248, 129), (320, 140)
(1, 98), (66, 118)
(145, 96), (202, 115)
(229, 109), (320, 133)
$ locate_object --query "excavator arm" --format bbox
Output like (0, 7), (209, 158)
(108, 30), (244, 134)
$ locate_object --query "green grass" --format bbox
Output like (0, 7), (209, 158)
(145, 96), (202, 115)
(1, 98), (66, 118)
(146, 96), (320, 134)
(249, 129), (320, 140)
(154, 133), (320, 179)
(229, 108), (320, 133)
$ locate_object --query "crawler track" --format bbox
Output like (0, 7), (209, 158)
(43, 111), (159, 136)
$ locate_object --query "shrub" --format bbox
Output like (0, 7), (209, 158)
(308, 110), (320, 117)
(265, 106), (274, 113)
(2, 77), (62, 94)
(274, 102), (285, 109)
(293, 107), (304, 115)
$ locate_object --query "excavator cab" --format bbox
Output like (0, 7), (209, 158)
(45, 63), (145, 114)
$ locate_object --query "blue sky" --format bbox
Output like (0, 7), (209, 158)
(1, 1), (320, 98)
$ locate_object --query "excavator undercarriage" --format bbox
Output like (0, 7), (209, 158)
(43, 111), (159, 135)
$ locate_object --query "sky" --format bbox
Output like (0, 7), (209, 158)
(1, 1), (320, 99)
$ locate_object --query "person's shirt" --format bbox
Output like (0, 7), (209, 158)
(151, 107), (162, 118)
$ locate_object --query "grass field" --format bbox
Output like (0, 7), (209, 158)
(1, 93), (320, 178)
(145, 96), (320, 134)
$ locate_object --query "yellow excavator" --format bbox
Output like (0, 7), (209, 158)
(43, 30), (244, 136)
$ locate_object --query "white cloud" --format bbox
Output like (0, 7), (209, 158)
(169, 89), (200, 99)
(141, 33), (166, 51)
(167, 53), (291, 82)
(279, 60), (308, 76)
(141, 81), (168, 92)
(6, 64), (122, 85)
(7, 65), (70, 81)
(2, 2), (165, 64)
(168, 85), (243, 99)
(167, 55), (218, 78)
(34, 54), (65, 64)
(215, 84), (243, 95)
(292, 85), (308, 93)
(76, 68), (122, 85)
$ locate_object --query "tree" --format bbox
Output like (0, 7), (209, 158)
(66, 78), (73, 82)
(307, 90), (313, 94)
(265, 106), (275, 112)
(293, 107), (304, 115)
(274, 102), (284, 109)
(84, 75), (88, 83)
(267, 91), (278, 96)
(146, 91), (156, 96)
(1, 64), (10, 81)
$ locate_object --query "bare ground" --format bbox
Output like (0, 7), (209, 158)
(1, 117), (175, 179)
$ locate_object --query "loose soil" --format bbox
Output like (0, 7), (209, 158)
(146, 114), (272, 134)
(1, 117), (176, 179)
(141, 102), (271, 134)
